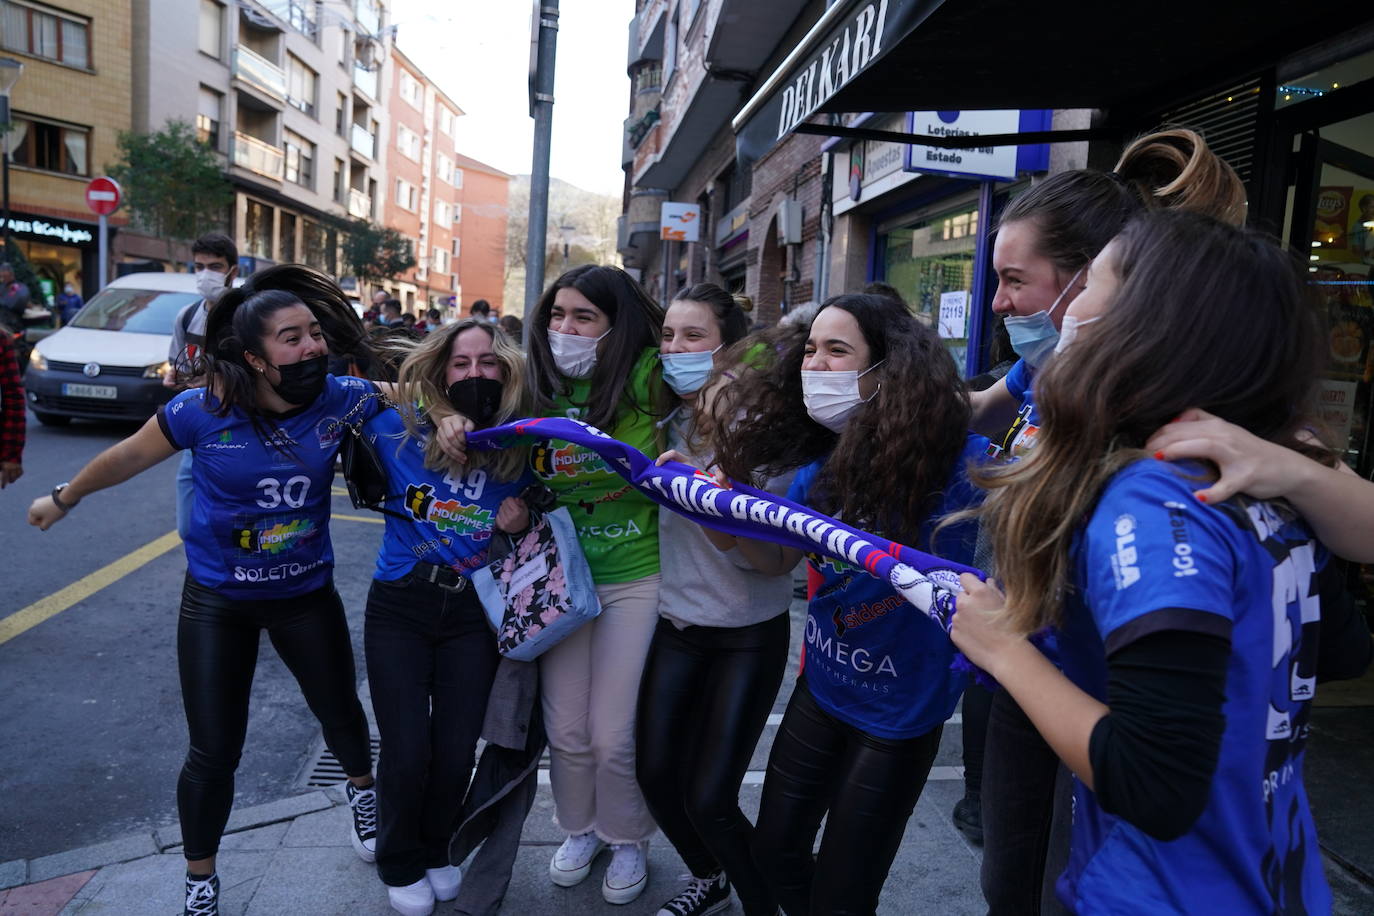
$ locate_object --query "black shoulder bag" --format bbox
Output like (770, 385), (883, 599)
(330, 392), (410, 521)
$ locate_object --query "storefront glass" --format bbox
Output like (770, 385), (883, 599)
(881, 198), (979, 371)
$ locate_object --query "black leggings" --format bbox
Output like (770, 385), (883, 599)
(636, 611), (790, 916)
(752, 679), (942, 916)
(177, 575), (371, 860)
(365, 574), (499, 887)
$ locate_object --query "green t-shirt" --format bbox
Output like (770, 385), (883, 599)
(535, 347), (662, 583)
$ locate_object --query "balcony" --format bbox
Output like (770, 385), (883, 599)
(233, 131), (285, 180)
(350, 123), (376, 159)
(348, 188), (371, 219)
(232, 47), (286, 103)
(353, 64), (378, 100)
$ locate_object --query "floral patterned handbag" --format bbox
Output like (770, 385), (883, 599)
(471, 505), (602, 661)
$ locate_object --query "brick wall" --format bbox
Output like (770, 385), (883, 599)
(745, 132), (825, 323)
(456, 165), (509, 313)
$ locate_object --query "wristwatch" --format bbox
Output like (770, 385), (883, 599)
(51, 482), (76, 512)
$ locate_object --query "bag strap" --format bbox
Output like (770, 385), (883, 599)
(329, 390), (412, 520)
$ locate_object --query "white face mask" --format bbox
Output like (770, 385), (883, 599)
(801, 360), (884, 433)
(195, 269), (228, 302)
(1053, 314), (1102, 355)
(549, 328), (609, 379)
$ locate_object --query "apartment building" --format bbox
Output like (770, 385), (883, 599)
(126, 0), (389, 283)
(0, 0), (133, 301)
(380, 46), (508, 316)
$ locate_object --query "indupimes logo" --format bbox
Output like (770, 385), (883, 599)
(532, 441), (605, 478)
(405, 484), (495, 537)
(234, 519), (317, 554)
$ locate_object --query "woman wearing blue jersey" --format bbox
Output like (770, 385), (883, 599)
(952, 211), (1336, 914)
(711, 293), (986, 916)
(361, 317), (533, 916)
(28, 265), (381, 916)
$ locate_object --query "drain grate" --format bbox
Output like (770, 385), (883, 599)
(302, 735), (383, 788)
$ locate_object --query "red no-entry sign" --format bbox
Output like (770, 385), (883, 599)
(84, 176), (121, 216)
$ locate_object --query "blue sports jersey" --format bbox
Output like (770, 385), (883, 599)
(1056, 459), (1330, 915)
(991, 358), (1041, 460)
(364, 408), (533, 581)
(159, 375), (380, 599)
(788, 433), (987, 739)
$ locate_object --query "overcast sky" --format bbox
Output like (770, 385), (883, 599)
(388, 0), (629, 195)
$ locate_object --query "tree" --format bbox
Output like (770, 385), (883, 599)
(107, 120), (232, 258)
(335, 218), (416, 285)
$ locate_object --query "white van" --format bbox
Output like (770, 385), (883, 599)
(23, 272), (205, 426)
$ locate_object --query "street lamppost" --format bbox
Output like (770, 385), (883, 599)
(558, 222), (575, 275)
(0, 57), (24, 252)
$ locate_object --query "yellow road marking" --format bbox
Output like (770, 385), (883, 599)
(0, 531), (183, 646)
(333, 513), (385, 525)
(331, 486), (350, 496)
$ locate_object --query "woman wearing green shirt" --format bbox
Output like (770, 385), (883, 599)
(521, 265), (666, 904)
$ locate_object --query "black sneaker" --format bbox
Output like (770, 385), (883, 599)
(656, 870), (730, 916)
(184, 872), (219, 916)
(953, 794), (983, 846)
(346, 781), (378, 862)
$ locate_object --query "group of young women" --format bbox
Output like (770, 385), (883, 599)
(26, 126), (1374, 916)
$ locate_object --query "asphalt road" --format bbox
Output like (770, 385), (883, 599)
(0, 410), (385, 862)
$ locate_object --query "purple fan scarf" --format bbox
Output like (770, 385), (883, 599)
(466, 417), (985, 640)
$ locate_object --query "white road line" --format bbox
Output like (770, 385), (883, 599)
(764, 712), (963, 727)
(535, 766), (964, 787)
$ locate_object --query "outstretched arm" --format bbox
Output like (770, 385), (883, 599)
(969, 377), (1019, 439)
(1148, 409), (1374, 562)
(28, 415), (177, 529)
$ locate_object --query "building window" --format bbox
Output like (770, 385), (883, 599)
(399, 70), (421, 108)
(286, 55), (318, 117)
(434, 200), (449, 225)
(451, 237), (461, 258)
(287, 0), (317, 40)
(432, 247), (449, 273)
(438, 106), (454, 137)
(355, 0), (380, 36)
(7, 114), (88, 176)
(396, 124), (420, 160)
(245, 199), (273, 260)
(436, 153), (452, 184)
(197, 0), (221, 59)
(1, 0), (90, 68)
(283, 129), (314, 188)
(196, 87), (222, 148)
(337, 22), (349, 65)
(452, 202), (461, 224)
(333, 158), (344, 203)
(451, 167), (463, 189)
(334, 92), (347, 137)
(279, 211), (297, 262)
(395, 179), (416, 211)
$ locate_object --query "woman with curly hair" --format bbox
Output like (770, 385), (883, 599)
(28, 265), (381, 916)
(710, 293), (987, 915)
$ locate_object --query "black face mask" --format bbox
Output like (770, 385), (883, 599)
(267, 354), (329, 405)
(446, 376), (505, 427)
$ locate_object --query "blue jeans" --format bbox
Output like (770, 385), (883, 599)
(175, 449), (194, 542)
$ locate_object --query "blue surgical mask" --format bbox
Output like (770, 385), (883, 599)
(1003, 266), (1084, 369)
(659, 346), (720, 395)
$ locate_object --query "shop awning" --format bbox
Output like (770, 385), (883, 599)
(733, 0), (1374, 161)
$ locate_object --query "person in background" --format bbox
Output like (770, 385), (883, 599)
(469, 299), (492, 322)
(499, 314), (523, 341)
(165, 232), (239, 543)
(383, 299), (405, 328)
(401, 313), (418, 334)
(56, 282), (84, 326)
(366, 290), (388, 323)
(0, 330), (24, 487)
(0, 262), (31, 331)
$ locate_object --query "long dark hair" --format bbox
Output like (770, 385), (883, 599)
(715, 293), (970, 546)
(526, 265), (664, 429)
(673, 282), (750, 346)
(978, 210), (1331, 632)
(998, 128), (1246, 276)
(202, 264), (370, 417)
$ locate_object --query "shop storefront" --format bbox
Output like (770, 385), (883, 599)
(3, 211), (99, 304)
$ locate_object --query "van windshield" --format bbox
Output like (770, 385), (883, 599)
(71, 289), (201, 333)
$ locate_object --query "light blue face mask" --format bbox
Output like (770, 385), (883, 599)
(659, 347), (720, 395)
(1003, 266), (1085, 369)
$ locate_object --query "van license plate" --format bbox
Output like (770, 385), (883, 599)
(62, 383), (117, 399)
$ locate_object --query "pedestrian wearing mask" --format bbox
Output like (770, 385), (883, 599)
(953, 210), (1350, 914)
(963, 129), (1249, 916)
(29, 265), (381, 916)
(360, 318), (536, 916)
(711, 294), (987, 916)
(636, 285), (791, 916)
(166, 233), (240, 543)
(433, 265), (666, 905)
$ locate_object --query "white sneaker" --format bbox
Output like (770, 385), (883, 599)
(549, 831), (607, 887)
(602, 841), (649, 905)
(425, 865), (462, 901)
(346, 781), (378, 863)
(387, 877), (435, 916)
